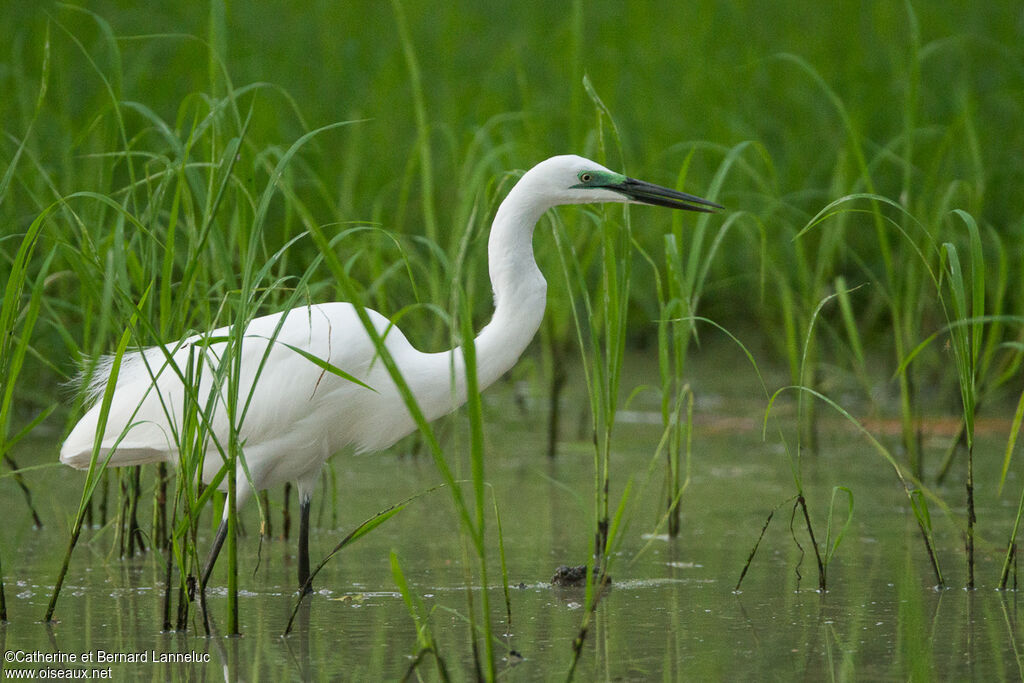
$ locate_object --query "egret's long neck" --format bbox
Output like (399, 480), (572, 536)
(419, 180), (550, 420)
(474, 183), (549, 388)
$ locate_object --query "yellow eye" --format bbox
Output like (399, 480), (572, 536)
(579, 172), (593, 183)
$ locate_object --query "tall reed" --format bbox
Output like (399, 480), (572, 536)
(547, 83), (629, 676)
(647, 142), (748, 535)
(794, 193), (1007, 588)
(775, 53), (925, 471)
(0, 20), (52, 539)
(936, 213), (984, 587)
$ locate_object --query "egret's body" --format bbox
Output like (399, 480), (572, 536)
(60, 154), (720, 592)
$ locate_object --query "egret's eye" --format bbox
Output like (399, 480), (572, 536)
(579, 172), (594, 183)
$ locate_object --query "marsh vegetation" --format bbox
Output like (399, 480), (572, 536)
(2, 1), (1024, 679)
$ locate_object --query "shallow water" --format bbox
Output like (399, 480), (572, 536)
(3, 369), (1024, 680)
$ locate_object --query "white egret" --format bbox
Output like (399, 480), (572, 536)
(60, 154), (721, 593)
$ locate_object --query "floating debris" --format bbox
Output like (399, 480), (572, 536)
(550, 565), (611, 588)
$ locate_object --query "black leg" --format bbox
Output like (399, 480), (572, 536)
(199, 517), (228, 635)
(201, 517), (229, 591)
(298, 497), (313, 594)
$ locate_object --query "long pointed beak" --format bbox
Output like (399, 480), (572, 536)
(609, 178), (723, 213)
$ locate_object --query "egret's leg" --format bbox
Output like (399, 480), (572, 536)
(298, 496), (313, 594)
(201, 517), (229, 590)
(198, 515), (229, 635)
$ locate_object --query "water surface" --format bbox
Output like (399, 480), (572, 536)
(2, 369), (1023, 680)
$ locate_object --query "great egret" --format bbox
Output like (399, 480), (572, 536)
(60, 154), (721, 594)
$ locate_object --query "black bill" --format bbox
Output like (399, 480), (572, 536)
(610, 177), (723, 213)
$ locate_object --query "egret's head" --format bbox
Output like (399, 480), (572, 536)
(526, 154), (722, 213)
